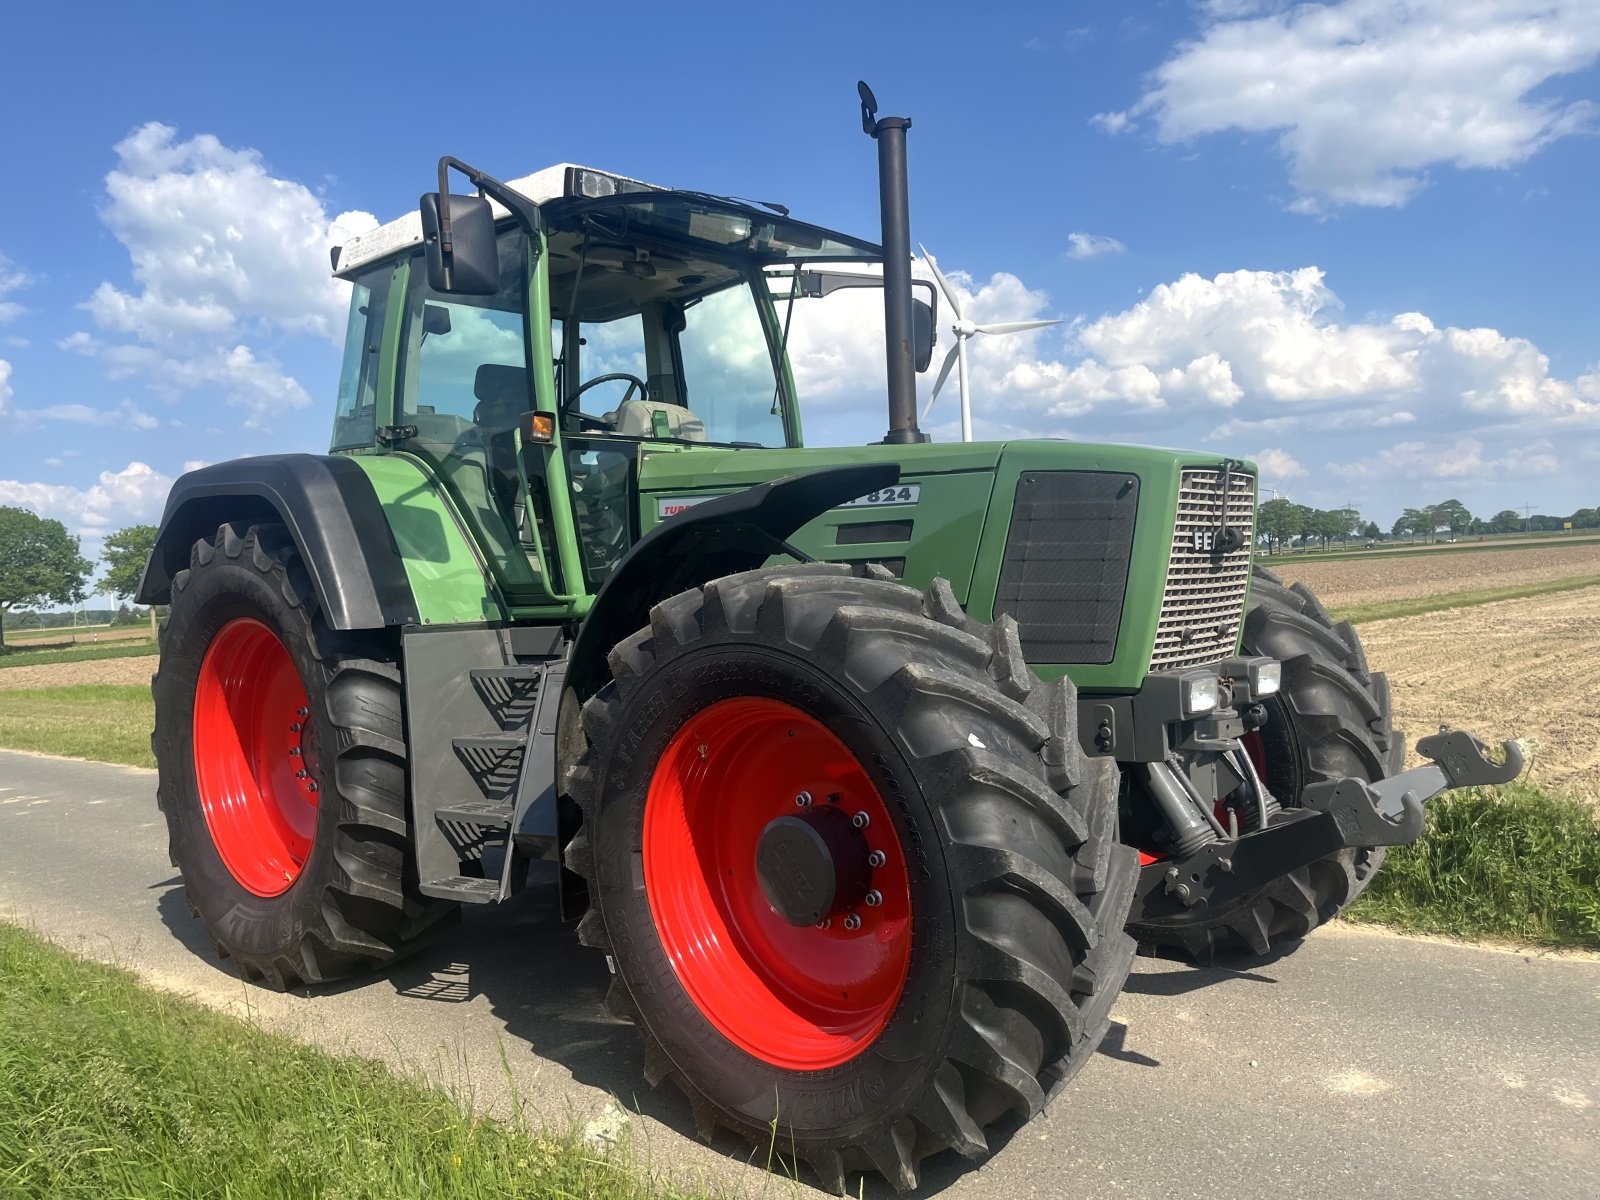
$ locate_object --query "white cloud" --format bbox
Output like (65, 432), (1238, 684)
(793, 258), (1599, 464)
(67, 123), (377, 429)
(0, 461), (173, 537)
(63, 335), (309, 428)
(0, 358), (11, 417)
(1100, 1), (1600, 211)
(1066, 232), (1127, 260)
(89, 123), (377, 344)
(1253, 447), (1306, 483)
(0, 254), (29, 325)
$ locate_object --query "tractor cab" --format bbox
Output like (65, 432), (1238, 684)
(331, 166), (916, 599)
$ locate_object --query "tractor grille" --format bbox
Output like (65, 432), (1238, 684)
(1149, 467), (1257, 672)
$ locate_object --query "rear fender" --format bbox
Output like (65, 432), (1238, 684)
(137, 454), (417, 630)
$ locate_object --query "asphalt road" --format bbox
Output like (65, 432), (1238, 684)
(2, 748), (1596, 1199)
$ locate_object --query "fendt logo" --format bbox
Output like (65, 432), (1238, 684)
(1191, 528), (1216, 553)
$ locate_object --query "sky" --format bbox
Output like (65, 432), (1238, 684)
(1, 0), (1597, 600)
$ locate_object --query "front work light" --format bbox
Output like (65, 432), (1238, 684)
(1220, 656), (1282, 702)
(1180, 672), (1221, 717)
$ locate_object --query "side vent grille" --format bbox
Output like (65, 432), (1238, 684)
(994, 471), (1139, 665)
(1149, 468), (1257, 672)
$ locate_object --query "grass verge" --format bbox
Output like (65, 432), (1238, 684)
(0, 685), (155, 768)
(0, 923), (700, 1200)
(1332, 573), (1600, 625)
(1345, 782), (1600, 950)
(0, 639), (158, 669)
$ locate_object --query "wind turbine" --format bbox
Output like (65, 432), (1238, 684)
(919, 244), (1061, 442)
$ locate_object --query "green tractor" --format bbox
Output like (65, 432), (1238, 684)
(138, 85), (1517, 1192)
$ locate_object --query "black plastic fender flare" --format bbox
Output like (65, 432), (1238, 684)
(563, 462), (899, 706)
(137, 454), (417, 631)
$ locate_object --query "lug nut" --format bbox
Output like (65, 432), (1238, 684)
(296, 769), (307, 779)
(843, 913), (862, 931)
(814, 917), (831, 929)
(289, 722), (301, 733)
(866, 850), (886, 868)
(289, 746), (301, 757)
(864, 890), (882, 907)
(851, 812), (870, 829)
(297, 707), (309, 718)
(307, 781), (319, 793)
(795, 791), (812, 807)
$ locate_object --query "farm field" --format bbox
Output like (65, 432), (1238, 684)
(1271, 546), (1600, 801)
(1278, 540), (1600, 610)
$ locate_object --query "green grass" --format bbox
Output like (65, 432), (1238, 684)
(1346, 782), (1600, 950)
(0, 685), (155, 768)
(0, 923), (704, 1200)
(0, 639), (159, 669)
(1332, 573), (1600, 625)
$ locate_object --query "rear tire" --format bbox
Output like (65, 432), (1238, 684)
(565, 564), (1136, 1193)
(152, 522), (453, 990)
(1127, 566), (1404, 959)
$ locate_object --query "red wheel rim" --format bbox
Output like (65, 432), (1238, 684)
(642, 697), (912, 1070)
(192, 618), (318, 898)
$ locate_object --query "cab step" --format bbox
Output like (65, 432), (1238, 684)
(435, 799), (514, 829)
(420, 877), (502, 903)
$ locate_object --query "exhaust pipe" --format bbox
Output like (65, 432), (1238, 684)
(860, 82), (928, 445)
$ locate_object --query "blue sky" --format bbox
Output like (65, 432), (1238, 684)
(2, 0), (1597, 596)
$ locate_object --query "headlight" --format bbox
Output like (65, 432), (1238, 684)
(1181, 672), (1220, 717)
(1251, 660), (1282, 699)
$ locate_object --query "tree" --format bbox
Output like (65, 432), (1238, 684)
(1257, 497), (1303, 554)
(1393, 508), (1430, 540)
(1361, 521), (1381, 540)
(1433, 498), (1473, 537)
(0, 506), (93, 648)
(1487, 510), (1521, 534)
(101, 524), (158, 601)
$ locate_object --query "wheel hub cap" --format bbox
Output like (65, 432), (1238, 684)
(756, 806), (871, 927)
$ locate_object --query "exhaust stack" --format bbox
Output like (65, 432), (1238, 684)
(860, 82), (928, 445)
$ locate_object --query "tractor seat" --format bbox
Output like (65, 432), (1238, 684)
(606, 398), (708, 442)
(473, 363), (530, 431)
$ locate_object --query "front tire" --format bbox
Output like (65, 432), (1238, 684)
(565, 564), (1136, 1193)
(152, 522), (453, 990)
(1128, 566), (1404, 959)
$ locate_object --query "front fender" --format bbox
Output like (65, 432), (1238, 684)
(137, 454), (417, 631)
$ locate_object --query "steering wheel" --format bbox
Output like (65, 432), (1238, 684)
(571, 373), (648, 430)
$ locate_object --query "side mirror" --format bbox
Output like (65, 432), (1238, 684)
(422, 304), (453, 338)
(420, 192), (499, 294)
(912, 298), (936, 372)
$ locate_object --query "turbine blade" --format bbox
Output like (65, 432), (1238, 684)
(922, 343), (960, 418)
(918, 243), (963, 321)
(972, 318), (1063, 336)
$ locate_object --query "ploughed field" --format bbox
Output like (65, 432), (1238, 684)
(1278, 540), (1600, 610)
(1271, 545), (1600, 801)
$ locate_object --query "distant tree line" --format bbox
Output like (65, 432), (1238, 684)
(0, 506), (158, 646)
(1257, 495), (1599, 554)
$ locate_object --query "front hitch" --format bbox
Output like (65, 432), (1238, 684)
(1301, 730), (1526, 848)
(1135, 729), (1526, 915)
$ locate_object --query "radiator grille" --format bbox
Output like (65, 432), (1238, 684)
(1149, 468), (1257, 672)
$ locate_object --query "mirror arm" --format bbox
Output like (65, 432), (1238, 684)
(434, 156), (546, 289)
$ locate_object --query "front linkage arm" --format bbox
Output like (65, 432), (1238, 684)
(1302, 730), (1525, 849)
(1136, 731), (1525, 917)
